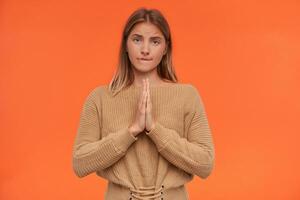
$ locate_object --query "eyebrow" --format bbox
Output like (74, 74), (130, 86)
(131, 33), (163, 40)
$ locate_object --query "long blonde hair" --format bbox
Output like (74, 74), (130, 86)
(108, 7), (178, 96)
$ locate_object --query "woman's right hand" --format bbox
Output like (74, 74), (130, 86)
(128, 79), (148, 137)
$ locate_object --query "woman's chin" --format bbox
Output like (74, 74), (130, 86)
(134, 65), (156, 72)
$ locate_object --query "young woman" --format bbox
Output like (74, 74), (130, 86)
(72, 7), (215, 200)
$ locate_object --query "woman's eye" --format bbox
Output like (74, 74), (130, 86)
(132, 38), (160, 45)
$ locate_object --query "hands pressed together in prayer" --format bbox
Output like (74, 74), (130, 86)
(128, 78), (156, 137)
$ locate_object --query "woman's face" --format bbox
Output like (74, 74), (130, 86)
(126, 22), (167, 73)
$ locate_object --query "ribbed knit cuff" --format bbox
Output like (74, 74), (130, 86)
(112, 127), (138, 153)
(145, 122), (171, 152)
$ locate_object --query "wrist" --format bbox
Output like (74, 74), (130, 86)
(128, 126), (139, 136)
(146, 123), (156, 133)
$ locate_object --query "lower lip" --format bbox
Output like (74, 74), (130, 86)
(139, 59), (152, 62)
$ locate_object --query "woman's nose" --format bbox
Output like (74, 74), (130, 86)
(141, 51), (149, 56)
(141, 42), (150, 55)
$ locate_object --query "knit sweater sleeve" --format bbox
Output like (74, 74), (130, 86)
(72, 87), (138, 178)
(145, 86), (215, 179)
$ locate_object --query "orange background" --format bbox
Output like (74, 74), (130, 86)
(1, 0), (300, 199)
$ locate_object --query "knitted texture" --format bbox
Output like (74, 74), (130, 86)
(72, 83), (215, 199)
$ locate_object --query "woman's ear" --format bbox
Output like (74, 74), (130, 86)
(164, 47), (168, 55)
(164, 41), (169, 55)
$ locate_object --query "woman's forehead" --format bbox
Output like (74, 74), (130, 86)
(130, 22), (163, 36)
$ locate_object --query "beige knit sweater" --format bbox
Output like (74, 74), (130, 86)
(72, 83), (215, 200)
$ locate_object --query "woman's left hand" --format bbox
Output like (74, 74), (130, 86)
(145, 78), (156, 132)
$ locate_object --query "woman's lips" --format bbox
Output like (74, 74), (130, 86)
(139, 58), (152, 61)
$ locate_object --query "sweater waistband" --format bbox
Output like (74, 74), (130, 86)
(104, 182), (188, 200)
(129, 185), (164, 200)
